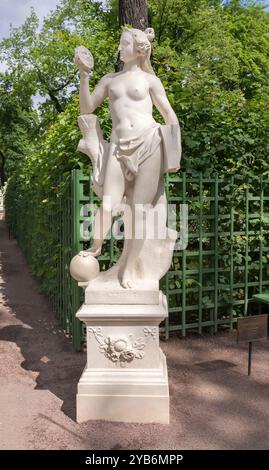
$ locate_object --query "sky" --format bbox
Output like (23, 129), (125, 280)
(0, 0), (60, 39)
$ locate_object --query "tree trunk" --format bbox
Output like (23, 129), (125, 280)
(116, 0), (148, 71)
(0, 150), (6, 185)
(119, 0), (148, 29)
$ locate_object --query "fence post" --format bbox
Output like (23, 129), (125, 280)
(71, 169), (84, 351)
(244, 179), (249, 316)
(213, 173), (219, 333)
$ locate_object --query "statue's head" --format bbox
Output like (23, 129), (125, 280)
(119, 27), (155, 74)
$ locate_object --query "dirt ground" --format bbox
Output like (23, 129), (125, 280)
(0, 212), (268, 450)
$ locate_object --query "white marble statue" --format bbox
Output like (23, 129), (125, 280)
(72, 28), (180, 423)
(71, 27), (181, 290)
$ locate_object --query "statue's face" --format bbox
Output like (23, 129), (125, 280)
(119, 32), (138, 63)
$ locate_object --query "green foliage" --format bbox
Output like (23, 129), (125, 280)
(149, 0), (269, 175)
(5, 99), (81, 291)
(0, 73), (37, 183)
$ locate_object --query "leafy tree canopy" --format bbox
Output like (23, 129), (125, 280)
(0, 72), (37, 183)
(148, 0), (269, 173)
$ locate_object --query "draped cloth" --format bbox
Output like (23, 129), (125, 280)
(114, 123), (181, 182)
(77, 114), (181, 196)
(115, 125), (162, 181)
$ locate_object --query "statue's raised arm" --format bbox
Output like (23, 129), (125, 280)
(75, 46), (109, 115)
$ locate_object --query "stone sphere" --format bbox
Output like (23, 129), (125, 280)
(70, 252), (99, 282)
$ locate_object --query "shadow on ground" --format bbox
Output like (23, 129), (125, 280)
(0, 216), (85, 421)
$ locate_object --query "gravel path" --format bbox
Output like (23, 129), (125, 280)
(0, 213), (268, 450)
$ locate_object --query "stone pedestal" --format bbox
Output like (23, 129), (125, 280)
(76, 291), (169, 424)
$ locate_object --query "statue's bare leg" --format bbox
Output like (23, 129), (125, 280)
(121, 146), (162, 288)
(86, 151), (125, 256)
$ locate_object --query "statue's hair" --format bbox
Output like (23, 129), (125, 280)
(121, 27), (155, 75)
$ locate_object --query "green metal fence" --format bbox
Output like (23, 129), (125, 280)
(47, 171), (83, 350)
(6, 169), (269, 350)
(162, 172), (269, 338)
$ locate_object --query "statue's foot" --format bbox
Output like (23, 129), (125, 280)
(121, 271), (135, 289)
(79, 246), (101, 258)
(87, 245), (102, 256)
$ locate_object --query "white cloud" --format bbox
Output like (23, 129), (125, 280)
(0, 0), (60, 39)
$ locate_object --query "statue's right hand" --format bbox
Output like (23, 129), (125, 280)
(79, 68), (93, 80)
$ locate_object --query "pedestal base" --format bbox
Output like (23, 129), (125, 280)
(76, 292), (169, 424)
(77, 352), (169, 424)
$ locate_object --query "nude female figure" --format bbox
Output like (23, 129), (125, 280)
(77, 28), (180, 288)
